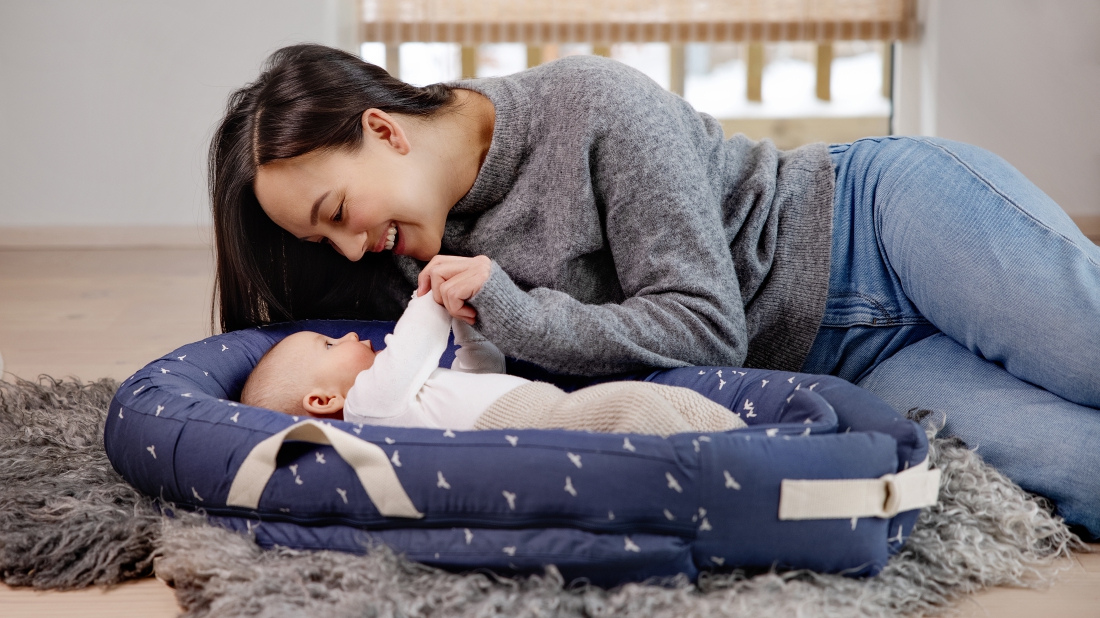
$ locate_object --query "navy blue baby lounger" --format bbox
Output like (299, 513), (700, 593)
(104, 319), (940, 588)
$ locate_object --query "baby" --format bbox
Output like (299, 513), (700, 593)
(241, 292), (746, 437)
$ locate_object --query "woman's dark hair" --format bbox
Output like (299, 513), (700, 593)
(210, 44), (456, 332)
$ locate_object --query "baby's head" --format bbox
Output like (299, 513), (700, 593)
(240, 331), (375, 419)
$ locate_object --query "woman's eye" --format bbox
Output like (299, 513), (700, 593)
(333, 203), (344, 223)
(326, 342), (334, 349)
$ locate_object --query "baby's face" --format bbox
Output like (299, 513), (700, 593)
(277, 331), (376, 397)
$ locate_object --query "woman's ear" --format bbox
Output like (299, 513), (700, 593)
(302, 389), (346, 420)
(361, 108), (411, 155)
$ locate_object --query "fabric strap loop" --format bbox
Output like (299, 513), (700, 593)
(226, 419), (423, 518)
(778, 458), (941, 520)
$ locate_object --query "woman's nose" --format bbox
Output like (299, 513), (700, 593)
(338, 332), (359, 343)
(331, 230), (368, 262)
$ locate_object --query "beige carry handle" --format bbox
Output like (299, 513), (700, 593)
(778, 458), (941, 521)
(226, 419), (423, 518)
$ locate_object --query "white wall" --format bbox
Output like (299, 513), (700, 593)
(0, 0), (357, 228)
(894, 0), (1100, 222)
(5, 2), (1097, 229)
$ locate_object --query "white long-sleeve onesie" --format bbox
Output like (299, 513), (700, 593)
(342, 293), (530, 429)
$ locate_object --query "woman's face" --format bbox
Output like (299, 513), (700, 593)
(253, 114), (450, 262)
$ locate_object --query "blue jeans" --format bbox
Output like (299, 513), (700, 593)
(801, 136), (1100, 539)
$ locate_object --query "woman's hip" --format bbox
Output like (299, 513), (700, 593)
(806, 136), (1100, 405)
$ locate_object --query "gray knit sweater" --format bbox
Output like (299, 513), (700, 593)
(394, 55), (834, 375)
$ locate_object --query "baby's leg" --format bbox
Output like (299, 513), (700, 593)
(476, 381), (742, 436)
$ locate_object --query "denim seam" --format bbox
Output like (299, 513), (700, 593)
(823, 286), (931, 326)
(869, 175), (914, 326)
(834, 137), (928, 331)
(823, 291), (896, 324)
(821, 313), (931, 328)
(851, 137), (927, 313)
(921, 139), (1100, 269)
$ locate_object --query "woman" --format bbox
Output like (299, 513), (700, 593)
(211, 44), (1100, 538)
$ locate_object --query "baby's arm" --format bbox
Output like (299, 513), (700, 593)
(344, 292), (452, 420)
(450, 320), (507, 374)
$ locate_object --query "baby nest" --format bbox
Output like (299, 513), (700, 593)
(104, 319), (939, 588)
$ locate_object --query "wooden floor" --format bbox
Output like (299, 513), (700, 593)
(0, 246), (1098, 617)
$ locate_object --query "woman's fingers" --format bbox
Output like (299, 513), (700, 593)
(437, 269), (484, 321)
(416, 255), (459, 295)
(417, 255), (492, 322)
(451, 305), (477, 325)
(421, 255), (490, 283)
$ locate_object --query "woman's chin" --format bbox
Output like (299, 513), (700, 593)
(398, 236), (441, 262)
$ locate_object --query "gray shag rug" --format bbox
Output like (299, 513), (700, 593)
(0, 377), (1086, 617)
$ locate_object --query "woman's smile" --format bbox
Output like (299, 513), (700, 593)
(382, 224), (397, 251)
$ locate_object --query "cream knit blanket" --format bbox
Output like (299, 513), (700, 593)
(474, 381), (747, 437)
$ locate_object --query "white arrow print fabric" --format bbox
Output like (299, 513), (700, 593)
(892, 525), (904, 544)
(666, 472), (683, 493)
(724, 470), (742, 490)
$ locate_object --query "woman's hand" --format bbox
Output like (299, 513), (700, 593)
(416, 255), (492, 325)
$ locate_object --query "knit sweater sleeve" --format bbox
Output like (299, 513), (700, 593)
(469, 69), (749, 375)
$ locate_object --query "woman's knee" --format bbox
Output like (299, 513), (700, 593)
(858, 333), (1100, 538)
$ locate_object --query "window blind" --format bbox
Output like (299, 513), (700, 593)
(361, 0), (916, 44)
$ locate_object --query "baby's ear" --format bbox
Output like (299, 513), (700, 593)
(302, 390), (346, 419)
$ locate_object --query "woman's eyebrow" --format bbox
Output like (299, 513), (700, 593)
(309, 191), (331, 226)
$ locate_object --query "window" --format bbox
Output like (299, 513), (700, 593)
(359, 0), (912, 147)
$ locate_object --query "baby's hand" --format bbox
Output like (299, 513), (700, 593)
(416, 255), (492, 325)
